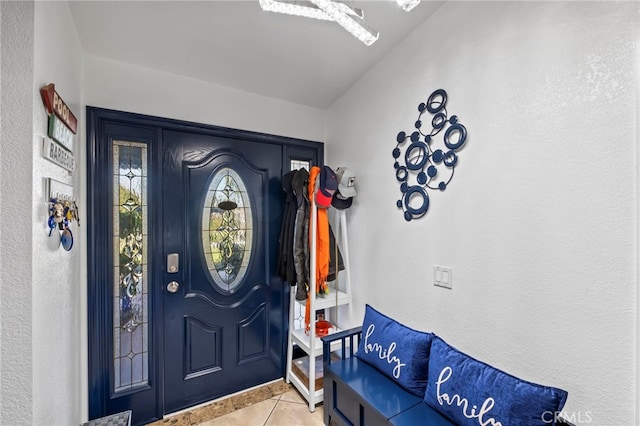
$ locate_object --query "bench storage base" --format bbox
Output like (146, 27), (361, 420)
(322, 327), (454, 426)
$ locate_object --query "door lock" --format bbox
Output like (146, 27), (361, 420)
(167, 253), (179, 273)
(166, 281), (180, 293)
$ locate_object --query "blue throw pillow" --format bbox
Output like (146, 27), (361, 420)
(425, 336), (568, 426)
(355, 304), (434, 397)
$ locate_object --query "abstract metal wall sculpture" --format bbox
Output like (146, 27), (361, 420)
(393, 89), (468, 221)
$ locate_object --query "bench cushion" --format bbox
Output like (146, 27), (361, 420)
(356, 304), (434, 396)
(425, 336), (569, 426)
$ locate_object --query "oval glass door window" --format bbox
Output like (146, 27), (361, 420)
(202, 167), (253, 293)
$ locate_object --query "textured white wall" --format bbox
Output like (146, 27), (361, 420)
(1, 4), (3, 421)
(84, 56), (326, 142)
(1, 3), (3, 421)
(32, 2), (84, 425)
(0, 1), (34, 425)
(327, 2), (638, 424)
(637, 16), (640, 424)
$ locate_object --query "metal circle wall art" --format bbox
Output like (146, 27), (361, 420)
(393, 89), (468, 221)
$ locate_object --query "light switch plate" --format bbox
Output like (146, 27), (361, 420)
(434, 266), (452, 289)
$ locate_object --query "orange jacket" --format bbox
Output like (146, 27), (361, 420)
(305, 166), (330, 331)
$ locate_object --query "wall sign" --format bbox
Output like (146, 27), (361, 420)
(48, 114), (74, 151)
(392, 89), (468, 221)
(40, 83), (78, 174)
(44, 177), (74, 202)
(42, 137), (76, 172)
(40, 83), (78, 134)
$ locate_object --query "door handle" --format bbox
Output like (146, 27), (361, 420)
(166, 281), (180, 293)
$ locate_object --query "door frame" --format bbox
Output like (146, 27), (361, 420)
(86, 106), (323, 425)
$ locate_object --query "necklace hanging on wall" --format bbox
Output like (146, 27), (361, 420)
(392, 89), (469, 221)
(47, 197), (79, 251)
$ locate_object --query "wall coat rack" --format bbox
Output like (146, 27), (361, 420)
(393, 89), (468, 221)
(45, 178), (78, 251)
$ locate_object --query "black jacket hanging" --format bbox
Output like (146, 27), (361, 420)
(292, 168), (310, 288)
(277, 170), (298, 285)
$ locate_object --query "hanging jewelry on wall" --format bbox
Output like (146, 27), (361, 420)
(392, 89), (468, 221)
(47, 197), (79, 251)
(45, 178), (79, 251)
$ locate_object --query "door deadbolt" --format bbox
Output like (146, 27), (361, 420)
(166, 281), (180, 293)
(167, 253), (179, 273)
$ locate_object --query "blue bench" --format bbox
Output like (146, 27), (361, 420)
(322, 327), (453, 426)
(322, 327), (573, 426)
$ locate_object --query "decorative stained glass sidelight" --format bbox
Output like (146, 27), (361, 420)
(290, 159), (310, 171)
(202, 168), (253, 293)
(112, 141), (149, 393)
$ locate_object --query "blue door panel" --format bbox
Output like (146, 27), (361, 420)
(184, 316), (222, 378)
(238, 304), (269, 364)
(162, 129), (282, 413)
(86, 117), (160, 425)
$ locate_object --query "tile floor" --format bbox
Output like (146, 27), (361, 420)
(199, 389), (324, 426)
(151, 380), (324, 426)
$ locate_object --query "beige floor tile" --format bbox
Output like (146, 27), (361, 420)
(199, 399), (277, 426)
(278, 390), (306, 404)
(265, 400), (324, 426)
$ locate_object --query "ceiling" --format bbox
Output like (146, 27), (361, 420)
(68, 1), (443, 109)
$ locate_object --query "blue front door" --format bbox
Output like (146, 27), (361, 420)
(161, 130), (284, 413)
(87, 107), (323, 425)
